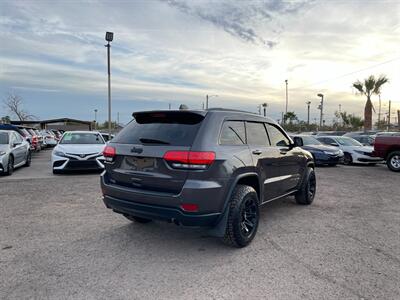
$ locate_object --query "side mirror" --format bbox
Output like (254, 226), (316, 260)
(13, 142), (21, 148)
(293, 138), (303, 147)
(330, 142), (339, 147)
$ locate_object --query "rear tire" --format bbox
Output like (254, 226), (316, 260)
(295, 167), (316, 205)
(223, 185), (259, 248)
(124, 215), (152, 223)
(387, 151), (400, 172)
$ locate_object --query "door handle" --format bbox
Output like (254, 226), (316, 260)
(252, 150), (262, 155)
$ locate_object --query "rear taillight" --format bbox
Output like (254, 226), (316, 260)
(103, 146), (116, 162)
(163, 151), (215, 170)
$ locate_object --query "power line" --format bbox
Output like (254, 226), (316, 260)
(292, 56), (400, 91)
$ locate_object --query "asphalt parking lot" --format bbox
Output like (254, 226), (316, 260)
(1, 150), (399, 299)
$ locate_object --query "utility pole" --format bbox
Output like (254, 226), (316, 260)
(388, 100), (391, 130)
(105, 32), (114, 137)
(281, 112), (284, 125)
(317, 93), (324, 129)
(169, 103), (171, 110)
(285, 79), (288, 118)
(94, 109), (98, 130)
(262, 103), (268, 117)
(378, 94), (382, 129)
(205, 94), (218, 109)
(117, 112), (120, 126)
(397, 110), (400, 130)
(306, 101), (311, 126)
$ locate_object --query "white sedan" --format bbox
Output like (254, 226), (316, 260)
(316, 136), (383, 165)
(51, 131), (106, 173)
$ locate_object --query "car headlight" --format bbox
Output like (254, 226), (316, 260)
(0, 151), (6, 156)
(54, 150), (66, 157)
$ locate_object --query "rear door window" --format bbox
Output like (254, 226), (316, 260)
(113, 112), (204, 146)
(246, 122), (270, 146)
(220, 121), (246, 145)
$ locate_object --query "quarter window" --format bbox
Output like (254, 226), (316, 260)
(220, 121), (246, 145)
(246, 122), (270, 146)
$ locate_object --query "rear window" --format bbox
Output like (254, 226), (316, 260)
(113, 112), (204, 146)
(0, 132), (9, 144)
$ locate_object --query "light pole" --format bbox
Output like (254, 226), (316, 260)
(285, 80), (288, 120)
(94, 109), (98, 130)
(262, 103), (268, 117)
(306, 101), (311, 126)
(317, 93), (324, 129)
(378, 94), (382, 129)
(206, 94), (218, 109)
(105, 31), (114, 136)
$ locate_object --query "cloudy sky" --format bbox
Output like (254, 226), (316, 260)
(0, 0), (399, 124)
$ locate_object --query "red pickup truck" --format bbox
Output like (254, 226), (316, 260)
(373, 134), (400, 172)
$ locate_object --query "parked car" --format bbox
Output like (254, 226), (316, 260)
(373, 134), (400, 172)
(315, 131), (347, 136)
(51, 131), (106, 173)
(348, 135), (375, 146)
(291, 135), (343, 166)
(19, 127), (40, 152)
(0, 130), (31, 175)
(32, 128), (45, 149)
(101, 109), (316, 247)
(40, 130), (58, 147)
(100, 132), (115, 142)
(0, 124), (32, 146)
(316, 136), (383, 165)
(50, 129), (62, 141)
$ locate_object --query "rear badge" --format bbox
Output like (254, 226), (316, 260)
(131, 147), (143, 154)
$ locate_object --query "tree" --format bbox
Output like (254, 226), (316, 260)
(283, 112), (298, 124)
(0, 115), (11, 124)
(353, 75), (388, 131)
(3, 93), (36, 121)
(334, 111), (363, 130)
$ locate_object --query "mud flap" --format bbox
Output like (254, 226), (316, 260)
(206, 207), (229, 238)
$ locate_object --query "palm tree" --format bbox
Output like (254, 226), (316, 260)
(353, 75), (388, 131)
(283, 112), (298, 125)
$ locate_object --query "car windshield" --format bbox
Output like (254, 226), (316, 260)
(0, 132), (9, 144)
(300, 136), (322, 146)
(60, 133), (105, 144)
(336, 137), (362, 146)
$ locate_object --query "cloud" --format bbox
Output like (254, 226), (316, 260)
(164, 0), (312, 47)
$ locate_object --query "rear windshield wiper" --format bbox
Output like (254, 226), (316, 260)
(139, 138), (170, 145)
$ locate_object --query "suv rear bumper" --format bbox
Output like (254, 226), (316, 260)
(101, 172), (228, 227)
(103, 195), (221, 226)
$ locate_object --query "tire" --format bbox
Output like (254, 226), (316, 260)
(295, 167), (316, 205)
(4, 156), (14, 176)
(343, 153), (353, 165)
(52, 169), (61, 174)
(124, 215), (152, 223)
(386, 151), (400, 172)
(223, 185), (259, 248)
(24, 151), (32, 167)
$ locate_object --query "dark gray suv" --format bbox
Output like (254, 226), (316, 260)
(101, 109), (316, 247)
